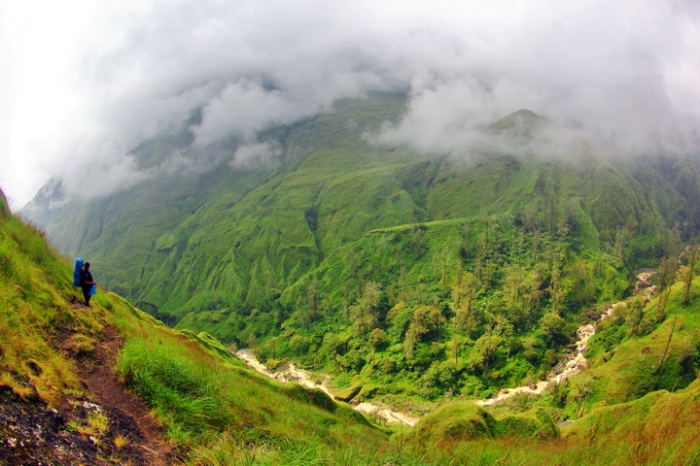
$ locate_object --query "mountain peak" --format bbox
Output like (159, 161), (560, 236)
(488, 109), (552, 136)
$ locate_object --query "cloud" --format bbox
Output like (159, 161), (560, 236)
(231, 142), (282, 168)
(192, 80), (315, 146)
(373, 0), (700, 157)
(48, 136), (153, 199)
(12, 0), (700, 205)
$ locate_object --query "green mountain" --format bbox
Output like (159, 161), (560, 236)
(0, 188), (392, 464)
(7, 186), (700, 465)
(23, 94), (700, 402)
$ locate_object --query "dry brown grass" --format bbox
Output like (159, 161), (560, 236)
(113, 434), (130, 449)
(0, 371), (35, 400)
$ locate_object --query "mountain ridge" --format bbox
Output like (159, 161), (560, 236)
(5, 187), (700, 464)
(20, 94), (700, 404)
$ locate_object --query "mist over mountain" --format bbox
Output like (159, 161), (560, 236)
(6, 1), (700, 463)
(4, 0), (699, 208)
(7, 174), (700, 464)
(20, 93), (700, 409)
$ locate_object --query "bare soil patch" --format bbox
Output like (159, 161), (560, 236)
(69, 320), (177, 465)
(0, 305), (181, 465)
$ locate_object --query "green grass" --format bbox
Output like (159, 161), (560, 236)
(6, 185), (700, 464)
(569, 279), (700, 409)
(14, 94), (700, 462)
(1, 190), (394, 464)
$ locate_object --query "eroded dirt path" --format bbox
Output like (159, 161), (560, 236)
(1, 306), (180, 465)
(64, 305), (177, 465)
(78, 326), (173, 464)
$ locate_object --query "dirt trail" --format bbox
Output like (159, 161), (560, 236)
(66, 305), (175, 465)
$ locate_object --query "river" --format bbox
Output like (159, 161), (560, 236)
(476, 271), (655, 406)
(234, 272), (654, 424)
(234, 349), (421, 426)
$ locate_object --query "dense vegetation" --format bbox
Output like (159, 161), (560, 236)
(0, 188), (390, 463)
(5, 187), (700, 464)
(24, 94), (700, 402)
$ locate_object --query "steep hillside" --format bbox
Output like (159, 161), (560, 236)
(0, 189), (391, 464)
(403, 267), (700, 465)
(22, 94), (700, 401)
(7, 182), (700, 464)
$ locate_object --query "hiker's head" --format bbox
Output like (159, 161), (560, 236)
(85, 262), (90, 269)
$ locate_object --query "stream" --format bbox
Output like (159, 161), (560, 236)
(235, 349), (421, 426)
(476, 271), (655, 406)
(234, 272), (654, 425)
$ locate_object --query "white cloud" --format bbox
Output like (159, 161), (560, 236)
(193, 80), (315, 146)
(231, 142), (282, 168)
(2, 0), (699, 208)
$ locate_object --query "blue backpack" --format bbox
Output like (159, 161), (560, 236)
(73, 258), (84, 286)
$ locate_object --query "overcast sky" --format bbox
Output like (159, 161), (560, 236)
(1, 0), (699, 209)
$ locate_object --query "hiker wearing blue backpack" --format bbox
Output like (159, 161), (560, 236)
(80, 262), (96, 306)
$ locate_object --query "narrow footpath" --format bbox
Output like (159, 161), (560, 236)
(63, 306), (176, 465)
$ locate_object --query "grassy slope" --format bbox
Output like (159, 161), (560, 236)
(401, 274), (700, 465)
(0, 189), (392, 464)
(402, 379), (700, 466)
(21, 95), (700, 402)
(7, 186), (700, 464)
(567, 277), (700, 410)
(26, 97), (696, 318)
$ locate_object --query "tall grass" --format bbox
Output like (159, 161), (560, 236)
(117, 337), (234, 437)
(0, 210), (87, 404)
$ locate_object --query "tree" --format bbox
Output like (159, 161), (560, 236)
(404, 305), (445, 358)
(655, 256), (677, 322)
(368, 328), (389, 349)
(627, 297), (644, 336)
(450, 334), (460, 365)
(614, 227), (628, 262)
(302, 276), (321, 326)
(523, 268), (544, 317)
(406, 305), (445, 342)
(682, 246), (697, 305)
(540, 312), (568, 346)
(563, 258), (596, 311)
(350, 281), (382, 336)
(451, 270), (476, 313)
(549, 266), (564, 315)
(410, 225), (425, 257)
(468, 334), (500, 372)
(503, 265), (526, 307)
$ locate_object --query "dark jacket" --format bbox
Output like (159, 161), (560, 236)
(80, 269), (94, 288)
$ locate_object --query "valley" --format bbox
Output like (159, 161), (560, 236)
(234, 271), (656, 425)
(10, 96), (700, 465)
(24, 96), (700, 408)
(236, 348), (421, 427)
(4, 1), (700, 463)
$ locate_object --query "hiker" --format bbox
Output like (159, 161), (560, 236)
(80, 262), (96, 306)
